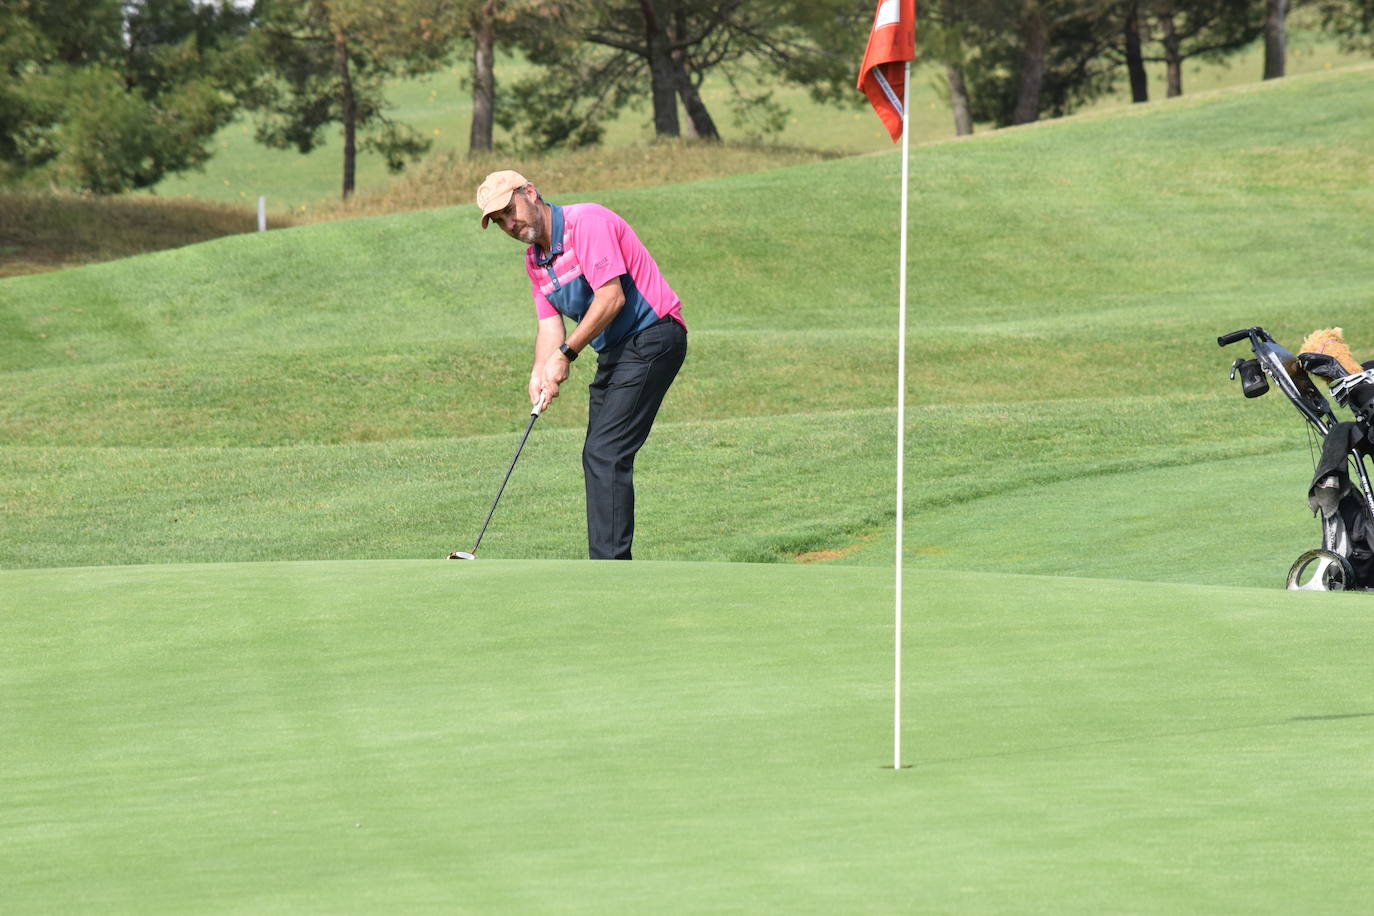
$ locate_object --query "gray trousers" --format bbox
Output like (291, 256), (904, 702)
(583, 317), (687, 559)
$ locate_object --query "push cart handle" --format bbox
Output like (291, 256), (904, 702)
(1217, 328), (1255, 347)
(1217, 327), (1277, 348)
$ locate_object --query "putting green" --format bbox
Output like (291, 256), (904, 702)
(5, 560), (1372, 912)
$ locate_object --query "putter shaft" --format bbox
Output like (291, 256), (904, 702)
(450, 400), (545, 559)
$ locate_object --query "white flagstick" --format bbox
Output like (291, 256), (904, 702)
(894, 59), (911, 771)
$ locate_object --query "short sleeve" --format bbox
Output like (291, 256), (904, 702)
(531, 278), (558, 319)
(577, 208), (628, 291)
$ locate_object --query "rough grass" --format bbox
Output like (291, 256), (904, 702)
(300, 140), (850, 222)
(0, 191), (296, 279)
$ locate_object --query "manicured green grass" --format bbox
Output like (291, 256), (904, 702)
(5, 561), (1373, 912)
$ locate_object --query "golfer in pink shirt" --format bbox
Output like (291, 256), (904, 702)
(477, 170), (688, 560)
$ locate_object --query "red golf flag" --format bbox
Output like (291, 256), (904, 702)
(857, 0), (916, 142)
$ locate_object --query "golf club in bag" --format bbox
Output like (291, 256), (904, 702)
(1219, 326), (1374, 590)
(448, 398), (546, 560)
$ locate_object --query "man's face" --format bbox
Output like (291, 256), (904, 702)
(490, 185), (541, 245)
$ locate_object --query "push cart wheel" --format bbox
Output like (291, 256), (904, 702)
(1286, 549), (1358, 591)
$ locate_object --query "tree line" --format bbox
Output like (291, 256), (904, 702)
(925, 0), (1371, 133)
(1, 0), (1370, 200)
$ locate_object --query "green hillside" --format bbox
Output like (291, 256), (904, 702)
(4, 66), (1372, 579)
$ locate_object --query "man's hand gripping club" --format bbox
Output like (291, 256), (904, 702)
(528, 277), (626, 411)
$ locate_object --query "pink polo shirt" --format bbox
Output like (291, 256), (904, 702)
(525, 203), (685, 353)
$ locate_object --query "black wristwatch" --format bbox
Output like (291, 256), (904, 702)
(559, 342), (579, 362)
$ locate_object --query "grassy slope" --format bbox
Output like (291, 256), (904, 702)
(5, 561), (1374, 913)
(3, 66), (1372, 577)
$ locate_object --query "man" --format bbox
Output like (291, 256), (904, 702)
(476, 170), (688, 560)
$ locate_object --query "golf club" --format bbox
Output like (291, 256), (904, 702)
(448, 397), (546, 560)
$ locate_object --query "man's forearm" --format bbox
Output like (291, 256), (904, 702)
(532, 319), (564, 375)
(530, 278), (626, 405)
(564, 278), (625, 355)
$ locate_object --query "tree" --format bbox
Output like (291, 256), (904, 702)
(466, 0), (499, 154)
(945, 66), (975, 135)
(494, 16), (640, 151)
(0, 4), (53, 177)
(954, 0), (1263, 127)
(1140, 0), (1263, 97)
(1123, 0), (1149, 102)
(1316, 0), (1374, 53)
(958, 0), (1120, 127)
(1263, 0), (1289, 78)
(0, 0), (256, 194)
(671, 0), (873, 138)
(1011, 0), (1048, 123)
(668, 3), (719, 138)
(541, 0), (702, 140)
(918, 0), (978, 135)
(251, 0), (461, 199)
(497, 0), (871, 152)
(430, 0), (545, 156)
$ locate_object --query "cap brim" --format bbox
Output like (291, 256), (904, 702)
(479, 189), (515, 228)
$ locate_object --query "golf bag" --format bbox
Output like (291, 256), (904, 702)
(1219, 326), (1374, 591)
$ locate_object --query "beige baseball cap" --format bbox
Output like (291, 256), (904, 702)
(476, 169), (529, 228)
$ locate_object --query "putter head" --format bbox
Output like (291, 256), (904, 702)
(448, 551), (476, 560)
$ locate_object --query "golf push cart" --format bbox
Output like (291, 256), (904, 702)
(1220, 326), (1374, 591)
